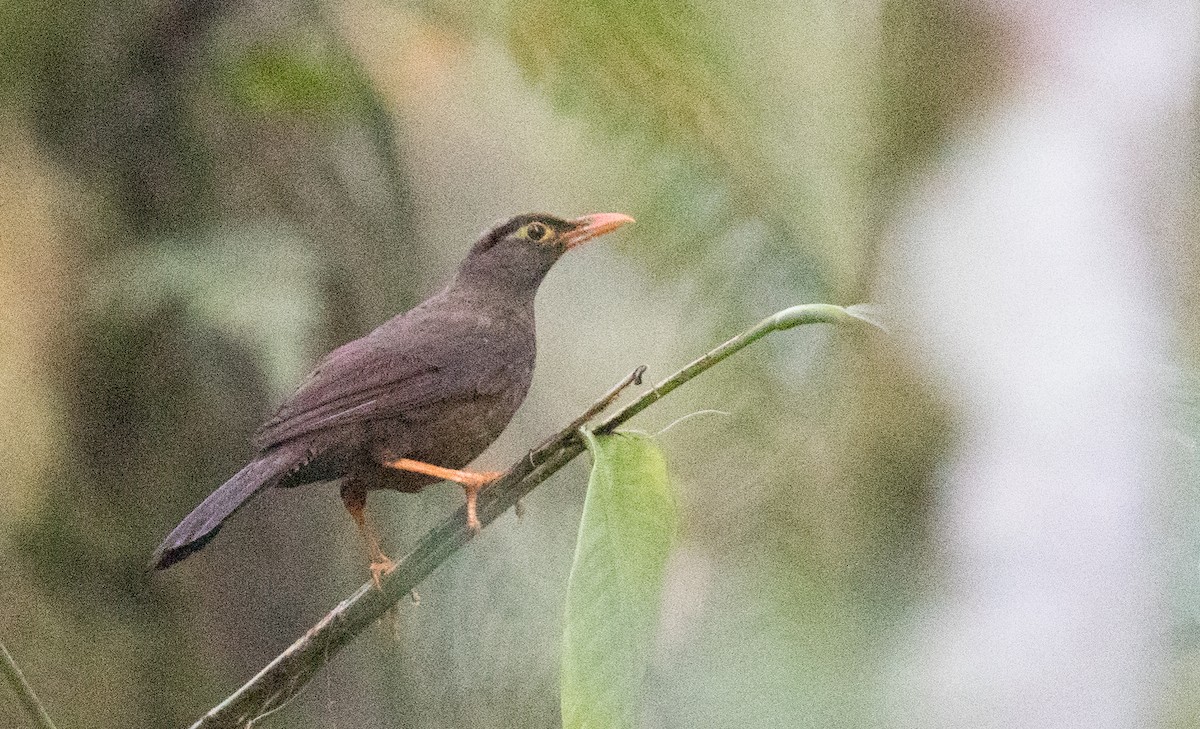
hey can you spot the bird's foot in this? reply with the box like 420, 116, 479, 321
384, 459, 505, 533
343, 485, 396, 589
462, 471, 502, 533
370, 555, 396, 589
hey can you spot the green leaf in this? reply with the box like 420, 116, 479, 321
562, 431, 679, 729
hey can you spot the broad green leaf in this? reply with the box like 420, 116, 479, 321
561, 431, 678, 729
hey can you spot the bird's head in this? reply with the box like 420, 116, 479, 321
454, 212, 635, 294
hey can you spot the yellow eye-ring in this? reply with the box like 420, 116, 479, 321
516, 221, 550, 242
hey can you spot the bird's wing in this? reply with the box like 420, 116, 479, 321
254, 307, 497, 450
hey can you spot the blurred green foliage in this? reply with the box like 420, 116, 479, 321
6, 0, 856, 719
0, 0, 80, 100
873, 0, 999, 213
84, 229, 328, 393
506, 0, 749, 166
222, 41, 372, 119
498, 0, 897, 306
6, 0, 1183, 728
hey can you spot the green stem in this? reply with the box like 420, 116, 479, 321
1, 642, 59, 729
594, 304, 864, 433
188, 303, 870, 729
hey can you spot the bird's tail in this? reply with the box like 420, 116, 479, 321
150, 444, 305, 570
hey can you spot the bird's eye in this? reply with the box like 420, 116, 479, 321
517, 222, 550, 242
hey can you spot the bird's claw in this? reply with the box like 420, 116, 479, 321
370, 557, 396, 589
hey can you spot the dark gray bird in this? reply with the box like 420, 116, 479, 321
150, 212, 634, 583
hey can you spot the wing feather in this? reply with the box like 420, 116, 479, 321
254, 297, 525, 450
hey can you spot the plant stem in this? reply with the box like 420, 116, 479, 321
188, 303, 869, 729
1, 642, 59, 729
593, 303, 864, 434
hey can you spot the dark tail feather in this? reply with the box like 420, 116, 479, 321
150, 445, 304, 570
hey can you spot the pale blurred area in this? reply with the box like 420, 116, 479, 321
0, 0, 1197, 727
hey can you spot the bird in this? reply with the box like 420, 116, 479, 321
150, 211, 635, 584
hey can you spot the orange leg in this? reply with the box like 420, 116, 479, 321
341, 486, 396, 588
385, 458, 502, 533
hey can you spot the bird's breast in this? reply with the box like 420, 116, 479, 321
368, 326, 535, 474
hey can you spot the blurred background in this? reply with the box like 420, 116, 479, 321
0, 0, 1196, 727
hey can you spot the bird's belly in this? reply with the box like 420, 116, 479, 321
365, 392, 522, 490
